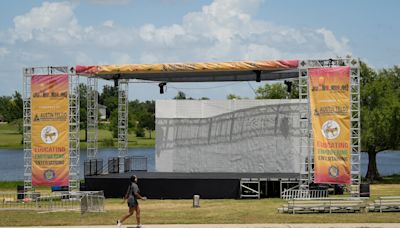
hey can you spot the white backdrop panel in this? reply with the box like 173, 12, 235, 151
156, 100, 306, 173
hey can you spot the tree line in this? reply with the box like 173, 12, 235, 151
79, 84, 155, 140
0, 91, 23, 133
0, 63, 399, 181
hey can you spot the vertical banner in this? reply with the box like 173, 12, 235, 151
309, 67, 351, 184
31, 75, 69, 186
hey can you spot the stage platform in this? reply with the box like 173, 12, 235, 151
84, 172, 299, 199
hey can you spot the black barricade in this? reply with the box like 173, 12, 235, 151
84, 159, 104, 176
123, 156, 147, 172
108, 157, 119, 173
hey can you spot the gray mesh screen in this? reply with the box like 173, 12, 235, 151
156, 100, 307, 173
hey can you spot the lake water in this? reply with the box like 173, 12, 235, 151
0, 148, 399, 181
0, 148, 155, 181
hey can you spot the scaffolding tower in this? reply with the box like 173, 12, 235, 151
298, 61, 312, 190
87, 77, 99, 159
297, 59, 361, 196
23, 68, 33, 192
349, 60, 361, 197
22, 67, 80, 191
118, 79, 129, 173
69, 71, 80, 191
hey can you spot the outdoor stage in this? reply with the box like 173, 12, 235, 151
84, 172, 299, 199
21, 58, 361, 199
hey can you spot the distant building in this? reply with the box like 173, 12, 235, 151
98, 104, 107, 120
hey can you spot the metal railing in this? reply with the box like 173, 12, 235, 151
279, 197, 367, 214
281, 189, 328, 200
369, 196, 400, 213
0, 191, 104, 213
124, 156, 147, 172
81, 191, 105, 213
84, 156, 148, 176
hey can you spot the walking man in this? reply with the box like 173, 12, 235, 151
117, 175, 146, 228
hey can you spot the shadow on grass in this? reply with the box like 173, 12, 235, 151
362, 173, 400, 184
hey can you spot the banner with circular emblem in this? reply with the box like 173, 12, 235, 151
309, 67, 351, 184
31, 74, 69, 187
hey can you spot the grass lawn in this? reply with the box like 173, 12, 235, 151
0, 123, 155, 149
0, 183, 400, 226
0, 123, 22, 148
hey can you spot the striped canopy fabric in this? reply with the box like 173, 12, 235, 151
75, 59, 299, 82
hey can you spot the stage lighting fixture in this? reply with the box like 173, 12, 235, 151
113, 74, 121, 87
159, 82, 167, 94
254, 70, 261, 82
284, 80, 292, 93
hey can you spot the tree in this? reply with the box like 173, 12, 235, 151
78, 84, 88, 141
129, 100, 155, 138
226, 94, 242, 100
360, 62, 400, 181
199, 97, 210, 100
99, 85, 118, 118
288, 80, 299, 99
138, 112, 155, 138
255, 83, 288, 99
174, 91, 187, 100
109, 109, 118, 138
11, 91, 23, 120
127, 100, 156, 138
0, 96, 12, 122
0, 91, 23, 122
255, 80, 299, 99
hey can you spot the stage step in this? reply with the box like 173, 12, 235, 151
240, 178, 260, 199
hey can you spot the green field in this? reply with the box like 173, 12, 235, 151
0, 123, 22, 148
0, 184, 400, 226
0, 123, 155, 149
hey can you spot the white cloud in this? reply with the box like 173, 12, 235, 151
88, 0, 132, 5
317, 28, 350, 56
0, 0, 353, 99
103, 20, 114, 28
130, 0, 351, 61
4, 0, 351, 61
75, 51, 94, 64
139, 24, 185, 46
111, 52, 133, 64
19, 51, 46, 62
0, 47, 9, 58
11, 2, 80, 44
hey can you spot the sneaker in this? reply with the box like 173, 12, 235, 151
136, 225, 142, 228
116, 220, 122, 228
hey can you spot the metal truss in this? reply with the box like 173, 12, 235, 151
299, 59, 361, 194
118, 79, 129, 173
23, 68, 33, 192
87, 77, 98, 159
23, 66, 78, 191
297, 59, 361, 195
69, 73, 80, 191
349, 60, 361, 197
298, 63, 313, 190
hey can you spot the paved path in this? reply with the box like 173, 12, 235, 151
9, 224, 400, 228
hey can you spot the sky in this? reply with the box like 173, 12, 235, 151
0, 0, 399, 100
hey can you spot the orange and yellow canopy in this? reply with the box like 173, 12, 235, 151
76, 59, 298, 82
